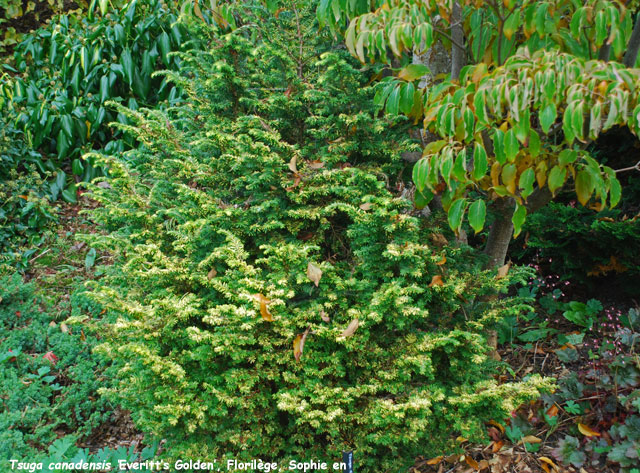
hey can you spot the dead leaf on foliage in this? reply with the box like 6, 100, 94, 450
293, 327, 310, 362
207, 268, 217, 280
307, 262, 322, 287
308, 160, 325, 169
429, 275, 444, 287
578, 423, 601, 437
425, 456, 443, 465
430, 232, 448, 247
546, 404, 559, 418
436, 254, 447, 265
320, 309, 330, 322
340, 318, 359, 337
60, 323, 69, 334
254, 294, 274, 322
288, 156, 298, 173
496, 261, 511, 279
487, 427, 502, 441
359, 202, 372, 211
286, 174, 302, 192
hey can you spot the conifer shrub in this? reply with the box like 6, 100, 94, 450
85, 7, 551, 470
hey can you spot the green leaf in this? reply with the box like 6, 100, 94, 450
529, 129, 541, 158
539, 103, 556, 134
468, 200, 486, 234
121, 49, 133, 85
512, 203, 527, 237
60, 115, 74, 139
563, 104, 576, 144
558, 149, 578, 166
572, 102, 584, 141
99, 0, 108, 16
447, 198, 467, 232
519, 168, 535, 199
398, 64, 430, 82
158, 32, 171, 67
609, 177, 622, 207
575, 170, 594, 206
386, 85, 400, 115
504, 129, 519, 162
493, 129, 506, 164
399, 82, 415, 115
548, 165, 567, 194
412, 158, 430, 192
85, 248, 97, 269
414, 188, 434, 210
473, 142, 488, 180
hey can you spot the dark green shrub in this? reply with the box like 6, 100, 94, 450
85, 7, 551, 470
0, 0, 187, 201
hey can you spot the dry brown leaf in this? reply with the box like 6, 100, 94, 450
207, 268, 217, 280
430, 232, 448, 247
60, 323, 69, 334
80, 329, 86, 342
307, 262, 322, 287
286, 174, 302, 192
308, 160, 325, 169
49, 321, 57, 328
520, 435, 541, 444
293, 328, 310, 362
320, 309, 330, 322
496, 261, 511, 279
426, 456, 443, 465
478, 460, 489, 471
578, 423, 601, 437
288, 156, 298, 173
359, 202, 372, 211
254, 294, 274, 322
464, 456, 479, 470
340, 318, 359, 337
429, 275, 444, 287
491, 440, 504, 452
546, 404, 559, 418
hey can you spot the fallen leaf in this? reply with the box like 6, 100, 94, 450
285, 174, 302, 191
43, 351, 59, 365
487, 427, 501, 442
254, 294, 274, 322
492, 440, 504, 452
293, 328, 310, 362
426, 456, 443, 465
436, 255, 447, 265
538, 457, 557, 468
456, 436, 468, 443
429, 275, 444, 287
359, 202, 372, 211
488, 420, 505, 433
340, 318, 359, 337
288, 156, 298, 173
478, 460, 489, 471
496, 261, 511, 279
307, 262, 322, 287
578, 423, 601, 437
464, 455, 479, 470
320, 309, 330, 322
207, 268, 217, 280
49, 321, 57, 328
8, 349, 16, 363
546, 404, 559, 418
430, 232, 448, 247
60, 323, 69, 334
520, 435, 541, 444
540, 463, 550, 473
308, 160, 325, 169
80, 329, 86, 342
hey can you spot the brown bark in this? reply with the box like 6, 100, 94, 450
483, 198, 515, 268
623, 14, 640, 68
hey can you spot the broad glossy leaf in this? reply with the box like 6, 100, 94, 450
473, 142, 488, 180
512, 203, 527, 237
468, 200, 486, 234
504, 129, 519, 162
539, 103, 556, 134
575, 170, 594, 206
447, 198, 467, 232
398, 64, 430, 82
548, 165, 567, 194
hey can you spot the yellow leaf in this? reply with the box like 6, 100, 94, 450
456, 436, 468, 443
254, 294, 274, 322
488, 420, 505, 433
340, 318, 359, 337
426, 456, 443, 465
436, 255, 446, 265
578, 423, 601, 437
538, 456, 557, 467
429, 275, 444, 287
521, 435, 542, 444
307, 262, 322, 287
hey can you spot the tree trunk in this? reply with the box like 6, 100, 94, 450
623, 14, 640, 67
483, 198, 515, 268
